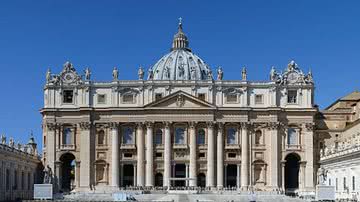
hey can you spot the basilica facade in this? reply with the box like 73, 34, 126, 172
42, 21, 317, 193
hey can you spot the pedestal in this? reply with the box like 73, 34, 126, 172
316, 185, 335, 201
34, 184, 53, 200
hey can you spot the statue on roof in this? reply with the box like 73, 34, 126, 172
9, 137, 14, 147
190, 66, 196, 80
148, 67, 154, 80
112, 67, 119, 81
138, 66, 144, 80
270, 66, 277, 81
63, 61, 75, 72
242, 67, 247, 81
46, 69, 52, 83
84, 67, 91, 81
207, 69, 213, 80
305, 69, 313, 84
217, 66, 223, 80
1, 135, 6, 144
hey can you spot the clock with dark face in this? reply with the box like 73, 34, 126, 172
63, 72, 75, 83
287, 72, 299, 84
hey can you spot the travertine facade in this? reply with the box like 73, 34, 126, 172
0, 135, 41, 201
317, 91, 360, 200
42, 21, 317, 194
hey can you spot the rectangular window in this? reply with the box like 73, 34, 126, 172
122, 127, 134, 144
28, 172, 31, 190
122, 94, 134, 103
228, 153, 236, 158
336, 178, 338, 190
22, 172, 24, 190
14, 170, 17, 190
329, 178, 332, 186
97, 94, 106, 104
63, 127, 72, 145
6, 169, 10, 190
198, 93, 206, 101
198, 152, 205, 158
227, 128, 237, 145
344, 177, 347, 190
175, 127, 185, 145
255, 94, 263, 104
155, 93, 163, 101
226, 94, 238, 103
124, 153, 132, 158
287, 90, 297, 104
155, 129, 163, 145
155, 152, 163, 158
353, 176, 355, 191
63, 90, 74, 103
287, 128, 297, 145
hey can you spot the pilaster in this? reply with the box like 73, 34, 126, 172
189, 121, 197, 187
79, 122, 92, 189
136, 123, 145, 187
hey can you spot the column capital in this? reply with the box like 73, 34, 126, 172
109, 122, 118, 130
79, 122, 92, 130
304, 123, 314, 131
217, 122, 224, 130
240, 122, 250, 129
145, 122, 154, 129
164, 121, 171, 128
136, 122, 144, 129
188, 121, 197, 129
45, 123, 57, 131
207, 121, 215, 128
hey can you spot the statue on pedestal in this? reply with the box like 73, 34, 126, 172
242, 67, 247, 80
84, 67, 91, 81
138, 66, 144, 80
317, 167, 328, 185
1, 135, 5, 144
112, 67, 119, 81
217, 66, 223, 80
43, 165, 53, 184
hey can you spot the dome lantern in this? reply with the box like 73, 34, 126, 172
171, 17, 191, 51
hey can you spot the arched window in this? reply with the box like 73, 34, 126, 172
98, 130, 105, 145
287, 128, 297, 145
175, 127, 185, 145
123, 127, 134, 144
155, 173, 163, 187
197, 129, 205, 145
227, 128, 236, 145
255, 130, 262, 145
155, 129, 162, 145
63, 127, 72, 145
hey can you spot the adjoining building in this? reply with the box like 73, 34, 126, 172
317, 91, 360, 200
0, 134, 42, 201
41, 20, 317, 194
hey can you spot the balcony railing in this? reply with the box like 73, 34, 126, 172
120, 144, 136, 149
60, 144, 76, 150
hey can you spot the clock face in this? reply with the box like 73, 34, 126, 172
63, 72, 75, 83
287, 72, 299, 83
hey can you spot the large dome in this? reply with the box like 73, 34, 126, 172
148, 20, 212, 80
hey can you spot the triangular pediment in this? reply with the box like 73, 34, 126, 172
144, 91, 216, 109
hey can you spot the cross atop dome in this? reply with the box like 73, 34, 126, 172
172, 17, 190, 51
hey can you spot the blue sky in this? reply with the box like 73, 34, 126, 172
0, 1, 359, 148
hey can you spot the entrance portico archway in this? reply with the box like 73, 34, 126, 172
174, 164, 186, 187
285, 153, 300, 192
59, 153, 75, 192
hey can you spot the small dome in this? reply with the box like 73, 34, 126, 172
149, 19, 212, 80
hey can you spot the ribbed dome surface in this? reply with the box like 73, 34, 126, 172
148, 19, 212, 80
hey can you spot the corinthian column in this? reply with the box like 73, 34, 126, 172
217, 123, 224, 188
79, 122, 92, 188
110, 122, 119, 187
163, 122, 171, 187
189, 122, 197, 187
207, 122, 215, 188
240, 122, 249, 189
269, 122, 279, 189
136, 123, 145, 187
145, 122, 154, 187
